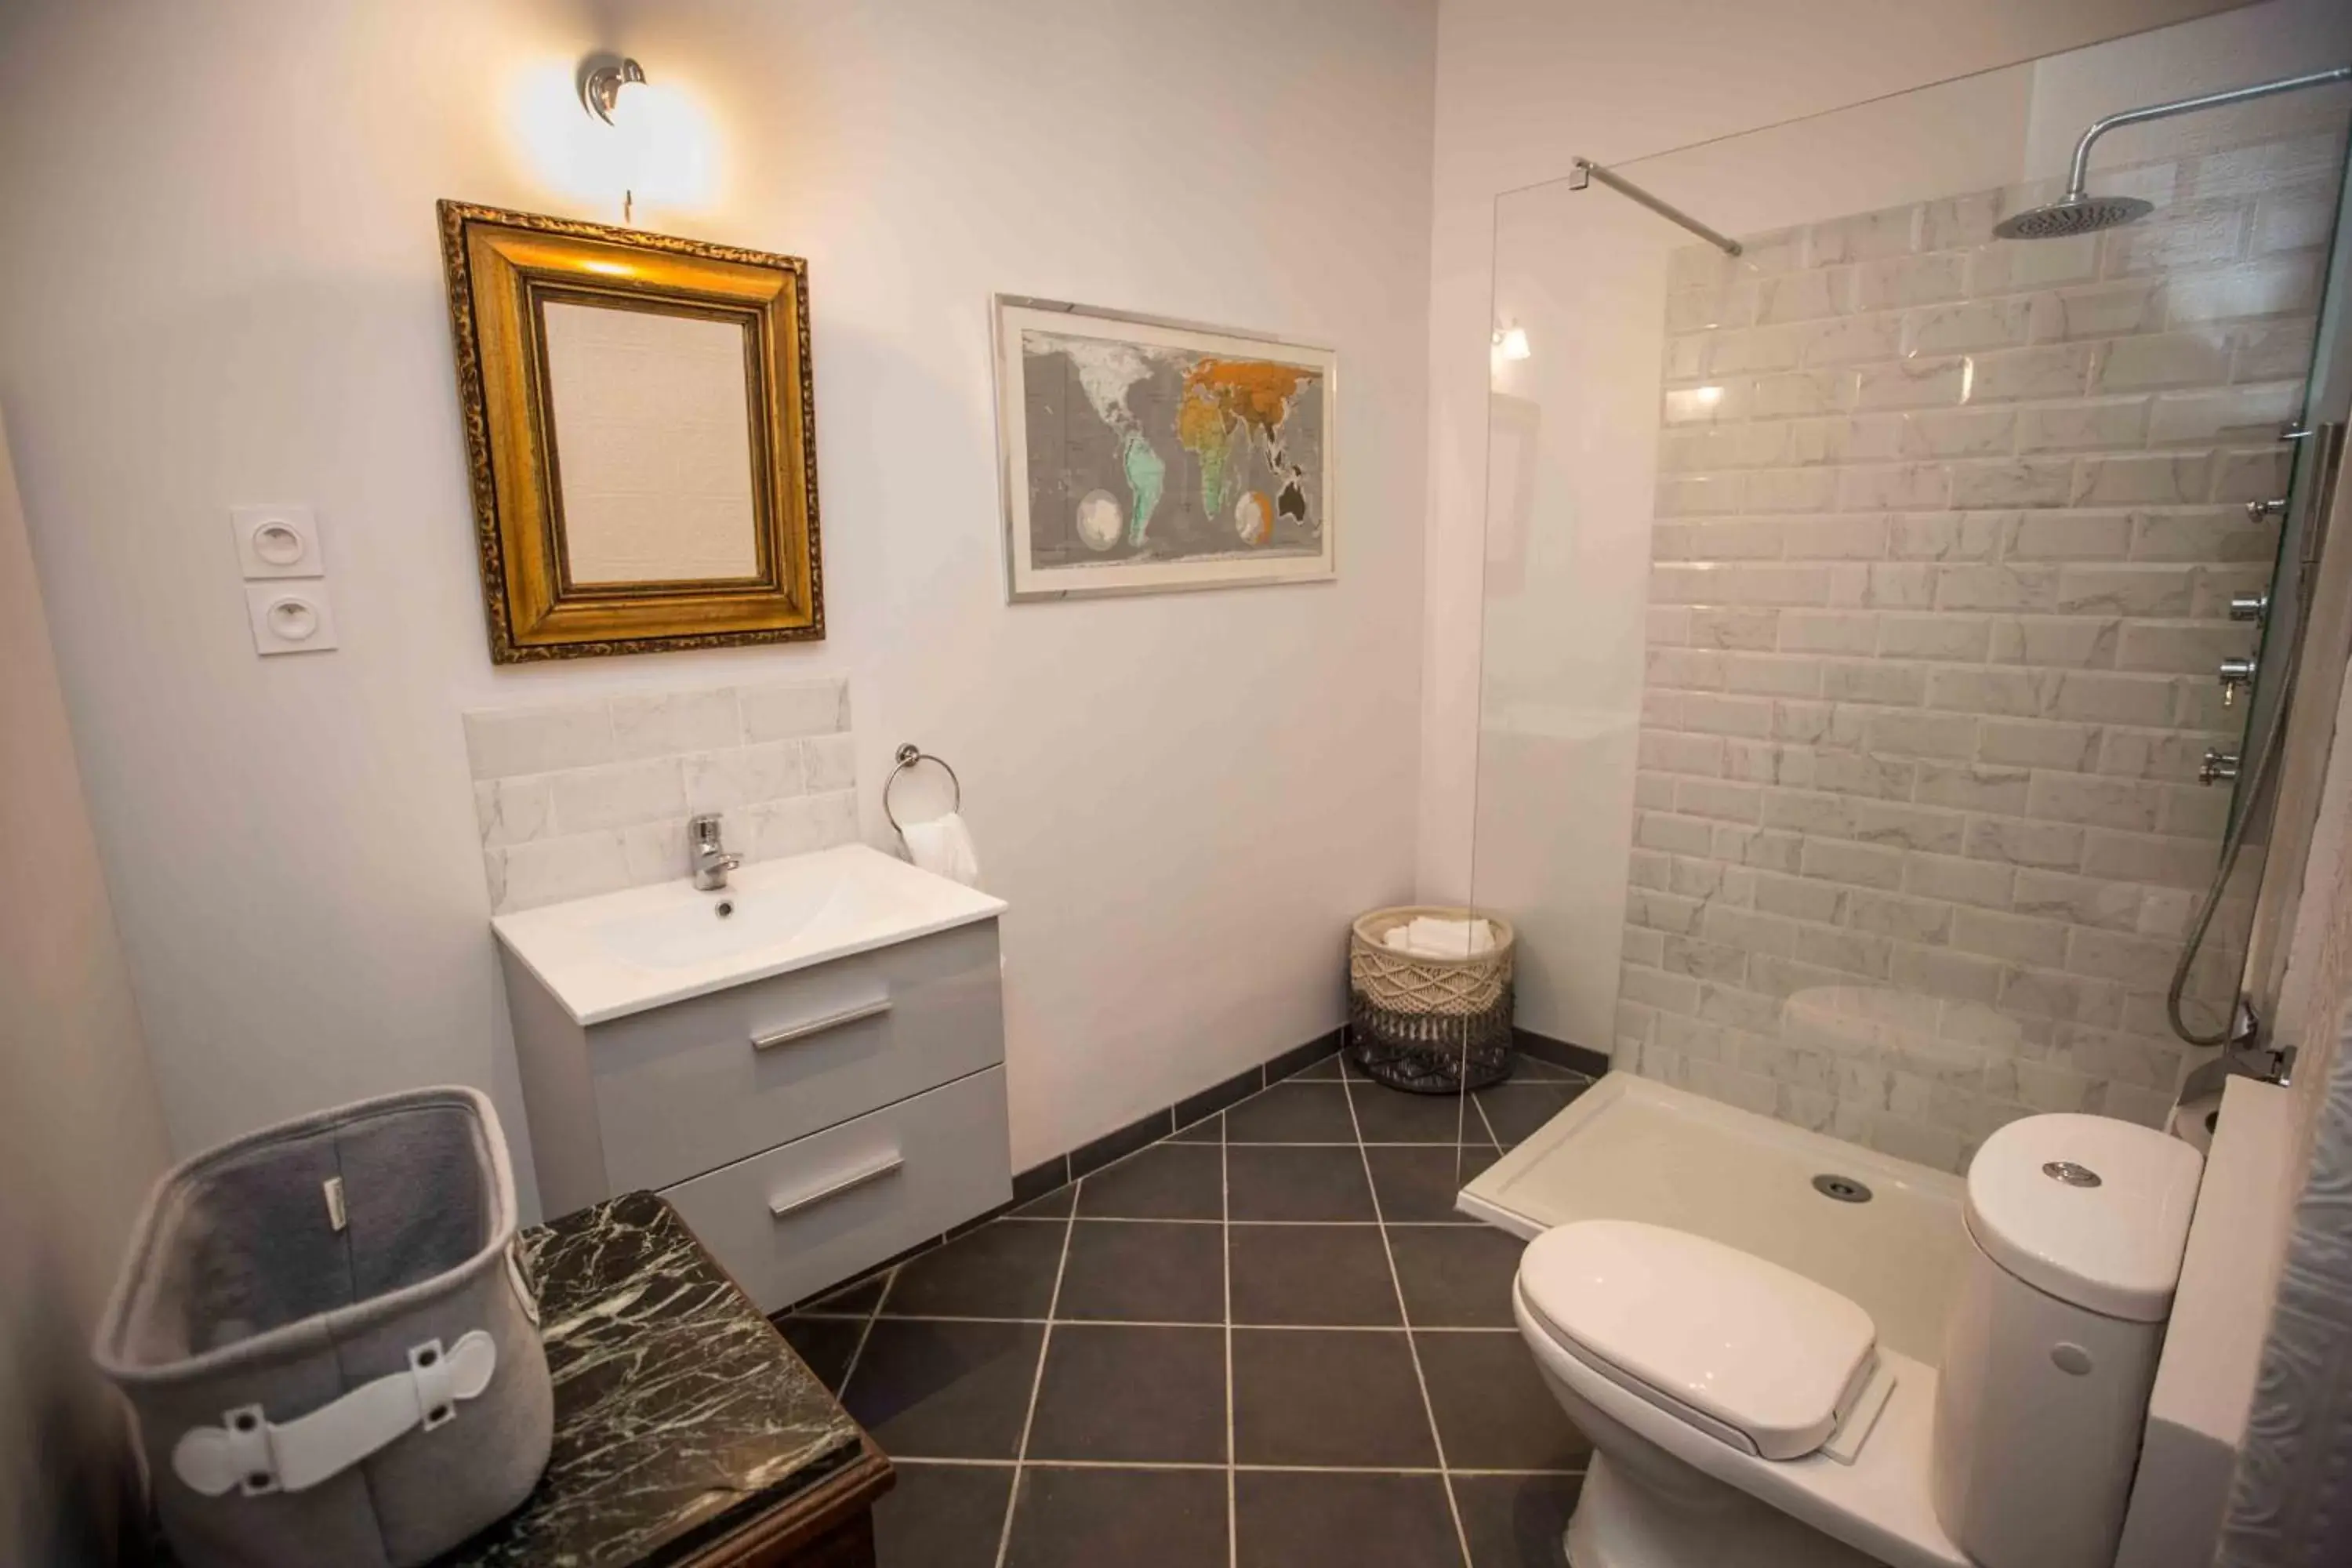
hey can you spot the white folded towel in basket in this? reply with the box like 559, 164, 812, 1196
1385, 916, 1496, 960
902, 811, 982, 888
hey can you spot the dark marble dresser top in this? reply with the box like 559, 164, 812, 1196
439, 1192, 864, 1567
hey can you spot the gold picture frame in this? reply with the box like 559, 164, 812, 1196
437, 201, 824, 662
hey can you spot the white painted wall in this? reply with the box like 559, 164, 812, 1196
0, 0, 1435, 1196
1419, 0, 2261, 916
0, 412, 171, 1562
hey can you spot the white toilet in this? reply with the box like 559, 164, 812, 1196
1513, 1112, 2204, 1568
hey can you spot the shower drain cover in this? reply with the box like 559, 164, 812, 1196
1812, 1174, 1874, 1204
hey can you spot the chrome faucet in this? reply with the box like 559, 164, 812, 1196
689, 814, 742, 891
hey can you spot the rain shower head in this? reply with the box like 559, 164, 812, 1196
1996, 65, 2350, 244
1993, 193, 2154, 241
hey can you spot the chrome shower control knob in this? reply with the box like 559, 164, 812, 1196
2229, 594, 2270, 623
2200, 750, 2241, 785
2218, 656, 2256, 706
2246, 498, 2288, 521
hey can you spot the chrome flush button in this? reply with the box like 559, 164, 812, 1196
2042, 1160, 2102, 1188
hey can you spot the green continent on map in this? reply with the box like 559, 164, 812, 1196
1121, 432, 1166, 546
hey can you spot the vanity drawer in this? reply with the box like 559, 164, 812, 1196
662, 1065, 1011, 1313
590, 920, 1003, 1193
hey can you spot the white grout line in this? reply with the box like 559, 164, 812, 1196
894, 1455, 1588, 1476
991, 1172, 1079, 1568
829, 1263, 895, 1403
816, 1312, 1523, 1331
1472, 1093, 1507, 1152
1340, 1062, 1475, 1568
1221, 1079, 1238, 1568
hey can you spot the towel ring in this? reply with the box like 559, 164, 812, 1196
883, 743, 962, 842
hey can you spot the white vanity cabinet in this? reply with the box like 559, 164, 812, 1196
494, 844, 1011, 1312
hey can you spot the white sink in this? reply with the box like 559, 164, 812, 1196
492, 843, 1007, 1024
592, 877, 844, 970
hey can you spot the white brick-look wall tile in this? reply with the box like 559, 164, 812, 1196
463, 678, 855, 914
1621, 129, 2345, 1171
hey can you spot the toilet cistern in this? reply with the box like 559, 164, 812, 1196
690, 814, 742, 891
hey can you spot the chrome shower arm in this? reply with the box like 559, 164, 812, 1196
2064, 66, 2352, 201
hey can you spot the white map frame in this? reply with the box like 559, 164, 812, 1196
991, 295, 1338, 601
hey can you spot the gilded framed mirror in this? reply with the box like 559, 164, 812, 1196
437, 201, 823, 662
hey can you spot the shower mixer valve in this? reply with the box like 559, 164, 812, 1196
2200, 750, 2241, 786
2217, 657, 2257, 706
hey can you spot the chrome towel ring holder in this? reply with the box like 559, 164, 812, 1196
883, 743, 962, 845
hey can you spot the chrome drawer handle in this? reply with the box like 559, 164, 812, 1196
750, 997, 891, 1051
767, 1153, 906, 1220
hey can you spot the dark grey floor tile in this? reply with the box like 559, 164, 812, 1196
1452, 1472, 1581, 1568
1013, 1184, 1076, 1218
1057, 1220, 1224, 1323
1416, 1332, 1592, 1471
1389, 1225, 1526, 1328
1225, 1145, 1375, 1221
1005, 1467, 1229, 1568
1228, 1223, 1398, 1327
881, 1218, 1067, 1319
804, 1272, 889, 1315
1234, 1470, 1461, 1568
842, 1319, 1044, 1459
1289, 1051, 1346, 1080
1231, 1328, 1438, 1468
1508, 1055, 1583, 1083
874, 1461, 1015, 1568
1367, 1145, 1497, 1225
1024, 1324, 1227, 1464
1076, 1142, 1224, 1220
1168, 1112, 1224, 1144
1475, 1083, 1589, 1145
775, 1314, 866, 1393
1349, 1082, 1494, 1145
1224, 1080, 1359, 1144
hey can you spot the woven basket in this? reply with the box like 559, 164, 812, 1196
1347, 906, 1516, 1094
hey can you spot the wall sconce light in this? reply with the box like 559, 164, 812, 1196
511, 54, 716, 228
1491, 325, 1532, 361
580, 57, 646, 125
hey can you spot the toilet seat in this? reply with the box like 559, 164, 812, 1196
1519, 1220, 1880, 1461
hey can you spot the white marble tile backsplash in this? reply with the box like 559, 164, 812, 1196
464, 678, 855, 914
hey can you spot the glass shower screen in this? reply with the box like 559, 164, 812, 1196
1468, 28, 2352, 1172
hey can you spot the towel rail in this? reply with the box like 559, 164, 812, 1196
883, 742, 963, 845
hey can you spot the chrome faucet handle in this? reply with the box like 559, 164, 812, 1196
2217, 656, 2257, 707
688, 814, 741, 889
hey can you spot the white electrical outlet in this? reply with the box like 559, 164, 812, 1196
245, 583, 339, 655
230, 504, 323, 579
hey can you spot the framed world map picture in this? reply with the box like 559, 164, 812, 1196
993, 296, 1337, 601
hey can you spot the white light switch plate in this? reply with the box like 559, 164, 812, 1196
245, 583, 339, 655
230, 504, 324, 579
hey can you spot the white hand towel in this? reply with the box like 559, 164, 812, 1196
902, 811, 982, 888
1400, 916, 1495, 959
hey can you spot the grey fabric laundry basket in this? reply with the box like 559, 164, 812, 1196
93, 1086, 553, 1568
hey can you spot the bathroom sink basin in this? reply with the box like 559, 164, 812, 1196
592, 879, 843, 970
492, 843, 1007, 1025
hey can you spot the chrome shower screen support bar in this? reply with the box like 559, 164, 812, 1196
1569, 158, 1744, 256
